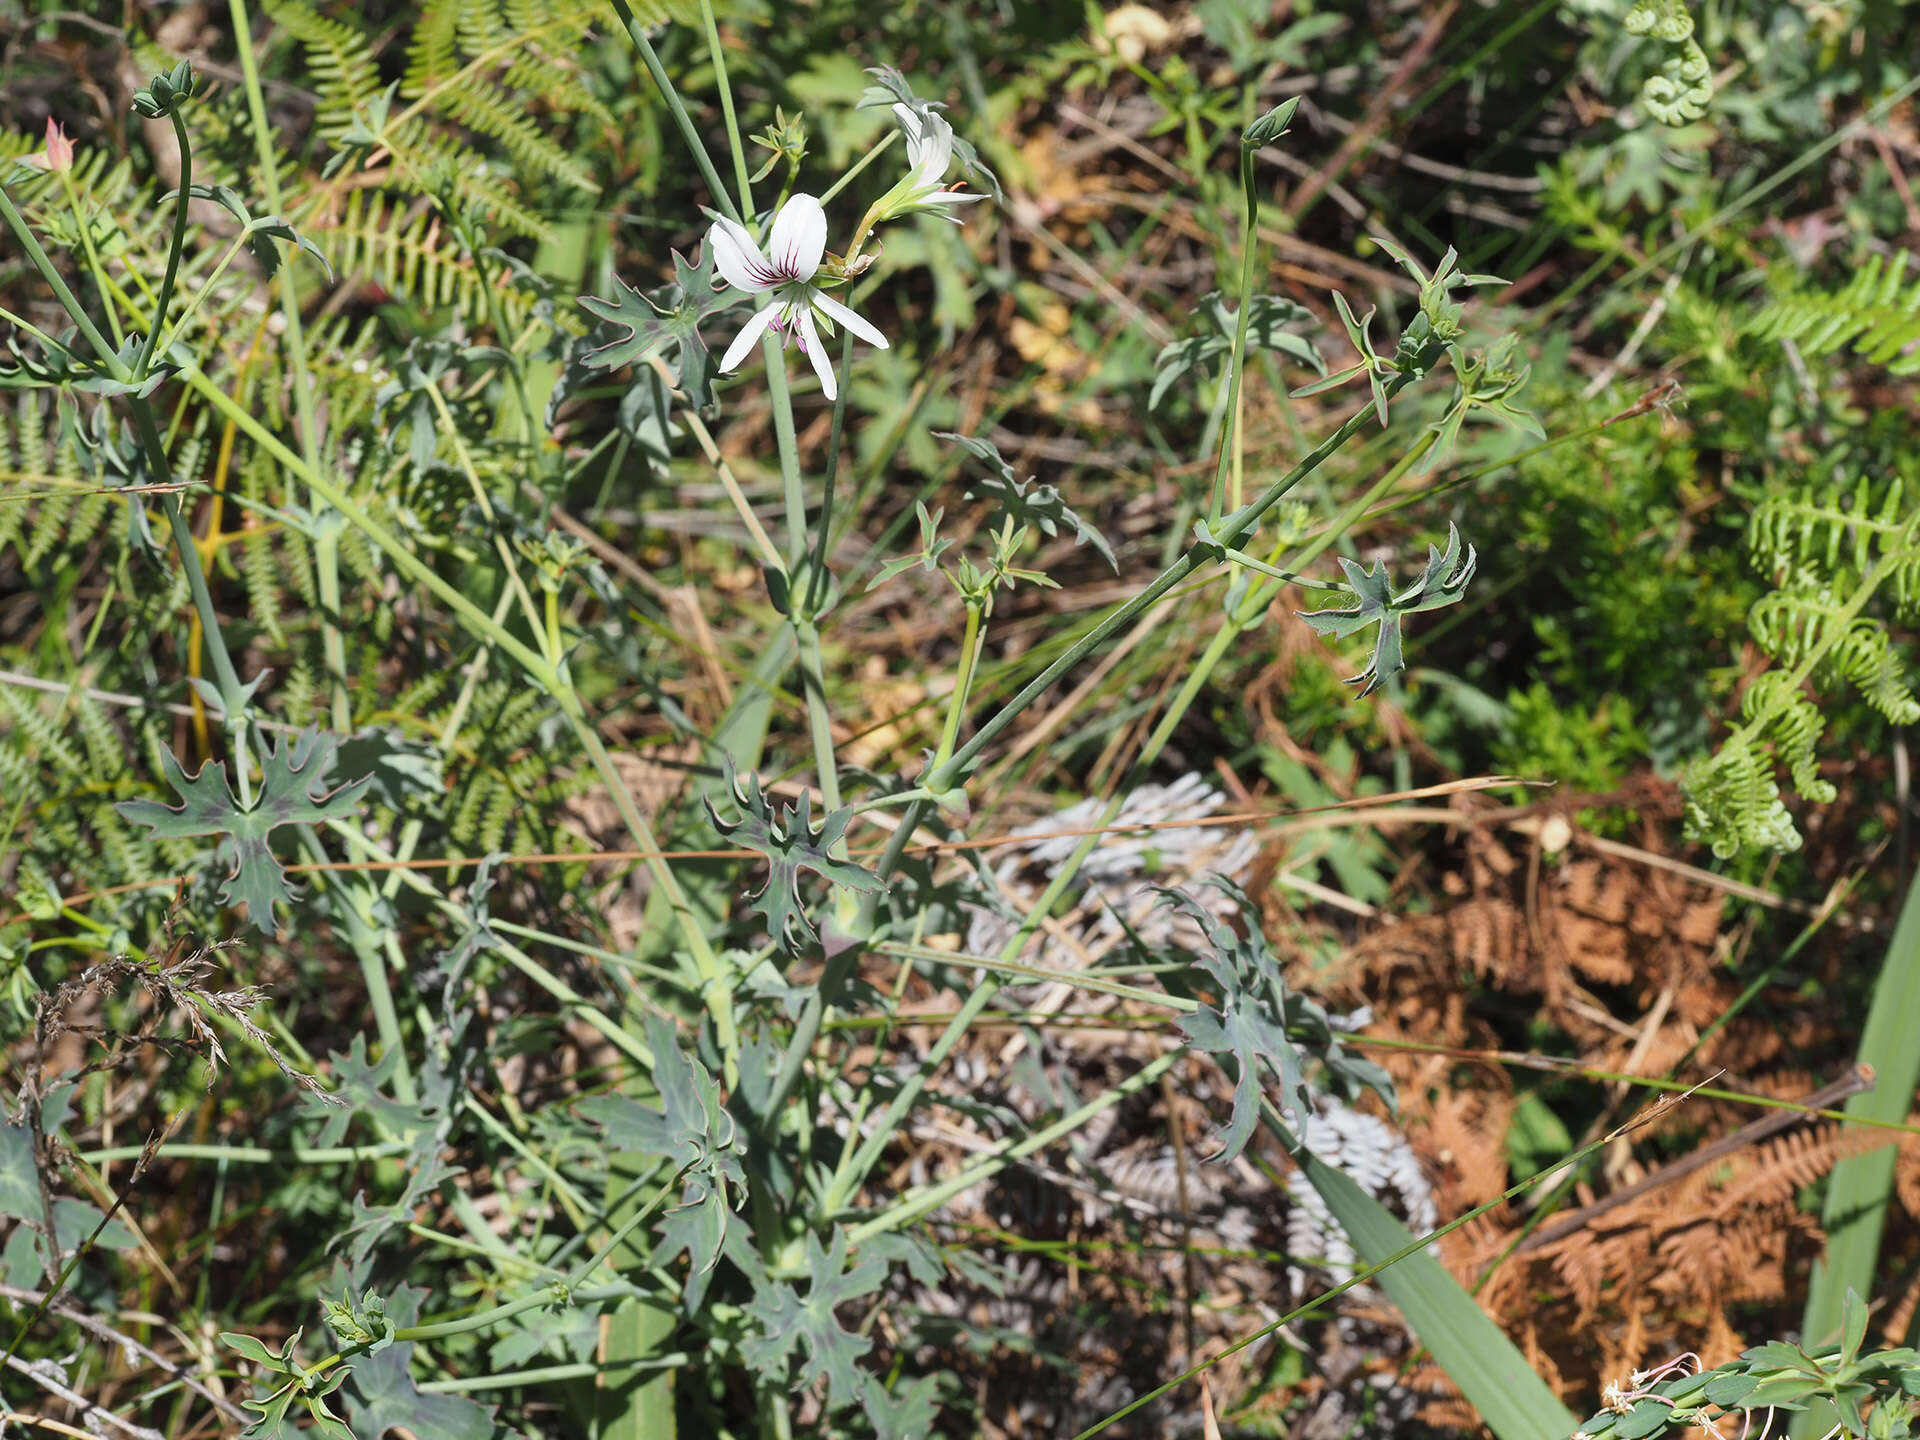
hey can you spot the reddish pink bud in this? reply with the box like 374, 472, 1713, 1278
27, 119, 75, 173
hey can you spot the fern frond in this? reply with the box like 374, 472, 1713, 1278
1825, 621, 1920, 724
1682, 734, 1800, 857
322, 190, 545, 324
432, 77, 598, 193
1748, 475, 1909, 580
397, 0, 608, 194
0, 685, 88, 777
264, 0, 383, 142
1740, 672, 1835, 803
1749, 589, 1920, 723
241, 444, 289, 649
1748, 252, 1920, 376
1748, 584, 1849, 667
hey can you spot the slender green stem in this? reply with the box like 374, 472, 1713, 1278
1210, 142, 1262, 522
848, 787, 933, 814
558, 708, 739, 1068
56, 170, 124, 347
847, 1048, 1183, 1242
393, 1282, 639, 1344
182, 372, 558, 683
229, 0, 352, 731
448, 204, 539, 452
152, 231, 249, 356
297, 831, 416, 1102
1213, 547, 1349, 590
418, 1357, 689, 1393
0, 303, 64, 352
762, 346, 809, 569
808, 330, 856, 609
80, 1140, 409, 1165
699, 0, 753, 216
135, 113, 194, 378
793, 620, 841, 811
823, 130, 899, 210
424, 383, 547, 641
932, 602, 983, 770
1361, 403, 1653, 525
608, 0, 741, 223
0, 180, 120, 367
663, 359, 786, 571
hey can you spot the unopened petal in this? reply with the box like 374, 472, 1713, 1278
916, 111, 956, 181
720, 302, 782, 373
892, 102, 928, 169
812, 290, 889, 351
768, 194, 827, 281
709, 218, 771, 293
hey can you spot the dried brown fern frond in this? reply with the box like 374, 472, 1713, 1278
1422, 1083, 1515, 1211
1709, 1122, 1893, 1213
1477, 1115, 1883, 1390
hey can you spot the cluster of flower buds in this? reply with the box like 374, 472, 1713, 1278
132, 60, 198, 120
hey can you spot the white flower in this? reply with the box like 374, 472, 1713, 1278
707, 193, 886, 401
875, 104, 987, 223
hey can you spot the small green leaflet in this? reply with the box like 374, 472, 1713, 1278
1296, 523, 1477, 697
704, 762, 882, 953
578, 245, 735, 409
117, 728, 372, 934
342, 1286, 495, 1440
935, 430, 1117, 572
173, 183, 332, 280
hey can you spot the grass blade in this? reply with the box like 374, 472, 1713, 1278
1301, 1152, 1578, 1440
1800, 864, 1920, 1382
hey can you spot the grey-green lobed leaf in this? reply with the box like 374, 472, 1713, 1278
741, 1229, 889, 1409
342, 1286, 495, 1440
1157, 877, 1396, 1160
116, 727, 373, 934
1296, 522, 1477, 697
704, 762, 883, 953
1149, 291, 1324, 410
578, 244, 736, 409
936, 429, 1117, 572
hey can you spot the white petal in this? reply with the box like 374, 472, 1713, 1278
892, 103, 928, 168
720, 302, 782, 373
795, 308, 836, 400
812, 290, 888, 351
768, 194, 827, 281
918, 112, 955, 179
708, 218, 770, 293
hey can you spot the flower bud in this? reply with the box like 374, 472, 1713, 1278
1243, 97, 1301, 149
24, 118, 74, 173
132, 59, 199, 119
